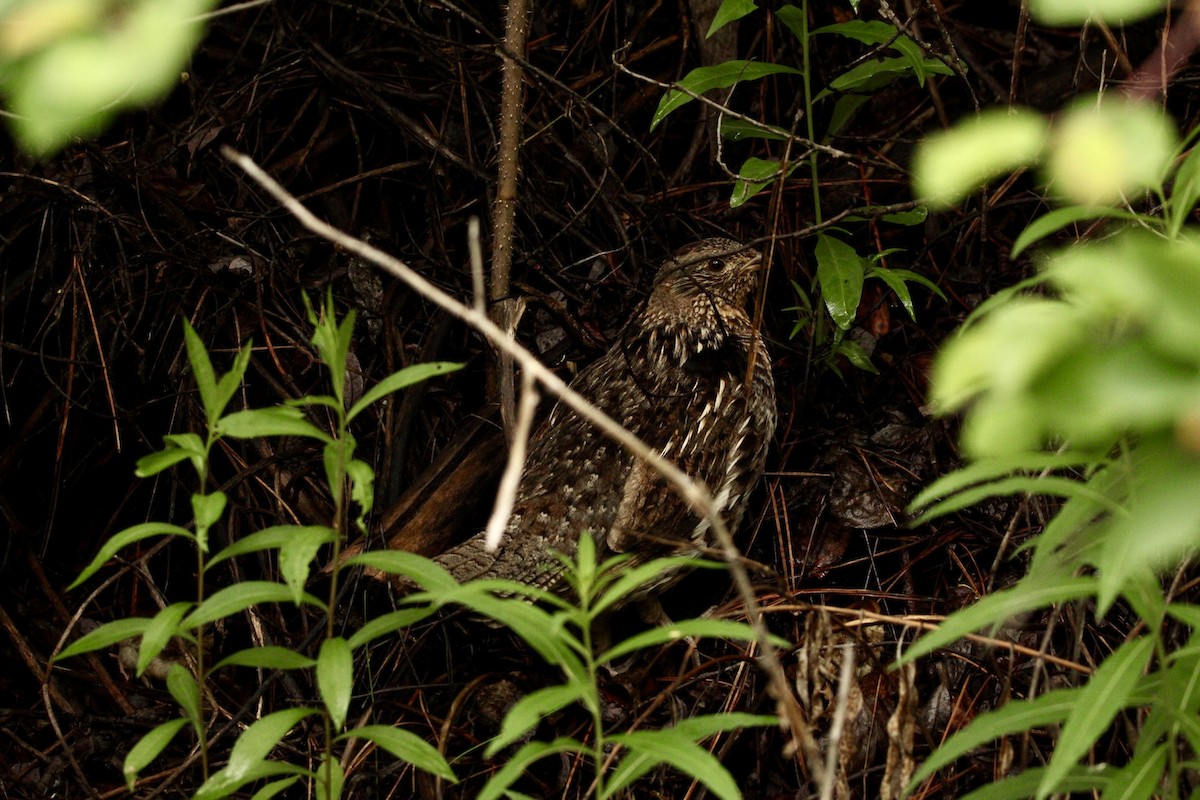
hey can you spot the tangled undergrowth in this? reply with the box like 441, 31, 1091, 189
4, 1, 1200, 797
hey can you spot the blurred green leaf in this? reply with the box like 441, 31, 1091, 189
1029, 0, 1166, 26
914, 108, 1047, 207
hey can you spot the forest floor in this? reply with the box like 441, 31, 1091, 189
1, 1, 1193, 797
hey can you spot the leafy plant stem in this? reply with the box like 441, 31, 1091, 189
799, 0, 821, 226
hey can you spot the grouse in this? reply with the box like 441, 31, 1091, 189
434, 238, 776, 600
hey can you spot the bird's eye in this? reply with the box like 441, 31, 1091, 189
707, 258, 726, 271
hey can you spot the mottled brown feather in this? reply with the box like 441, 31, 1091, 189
431, 238, 777, 600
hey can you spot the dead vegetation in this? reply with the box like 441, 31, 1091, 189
1, 1, 1193, 797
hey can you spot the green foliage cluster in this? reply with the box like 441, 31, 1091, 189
906, 0, 1200, 797
56, 298, 778, 799
0, 0, 218, 155
653, 0, 947, 373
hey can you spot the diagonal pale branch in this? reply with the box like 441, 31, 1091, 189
221, 146, 818, 770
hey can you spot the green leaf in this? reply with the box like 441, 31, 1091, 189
1046, 96, 1178, 206
706, 0, 757, 38
345, 361, 463, 422
822, 55, 953, 97
651, 61, 801, 129
814, 20, 933, 84
815, 234, 867, 330
730, 156, 801, 207
1011, 205, 1141, 258
1169, 142, 1200, 235
3, 0, 218, 156
318, 637, 354, 731
835, 338, 879, 374
867, 266, 946, 321
909, 475, 1115, 528
124, 718, 190, 789
898, 575, 1098, 664
338, 725, 457, 781
192, 490, 227, 550
315, 754, 344, 800
915, 108, 1048, 208
346, 458, 375, 533
211, 646, 317, 673
908, 687, 1083, 789
593, 556, 712, 616
217, 406, 331, 442
135, 444, 196, 478
208, 525, 337, 570
184, 581, 326, 629
167, 662, 203, 735
607, 729, 739, 800
1100, 741, 1168, 800
346, 606, 440, 649
137, 602, 193, 678
477, 738, 586, 800
1029, 0, 1167, 26
1037, 636, 1154, 798
826, 93, 874, 138
952, 766, 1111, 800
600, 618, 789, 664
183, 318, 219, 425
345, 551, 460, 594
719, 117, 790, 141
249, 777, 301, 800
487, 684, 584, 756
218, 708, 318, 786
68, 521, 194, 589
57, 617, 150, 661
195, 762, 309, 800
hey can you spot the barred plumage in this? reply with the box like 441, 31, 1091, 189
434, 238, 776, 599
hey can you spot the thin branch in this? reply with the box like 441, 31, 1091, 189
222, 146, 814, 764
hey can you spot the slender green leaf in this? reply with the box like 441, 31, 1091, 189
730, 156, 800, 207
651, 62, 801, 129
68, 522, 194, 589
137, 602, 193, 678
592, 555, 704, 616
487, 684, 584, 756
195, 761, 309, 800
124, 718, 190, 789
184, 581, 326, 629
57, 617, 150, 661
211, 646, 317, 673
1100, 741, 1167, 800
167, 662, 203, 735
338, 725, 457, 781
909, 687, 1083, 788
183, 318, 219, 424
477, 737, 586, 800
952, 766, 1111, 800
347, 362, 463, 422
208, 526, 337, 569
899, 575, 1098, 664
706, 0, 757, 37
318, 637, 353, 730
909, 452, 1100, 512
347, 606, 440, 649
135, 445, 196, 478
249, 777, 301, 800
218, 407, 331, 442
910, 474, 1116, 527
719, 118, 789, 141
1038, 636, 1154, 799
835, 338, 879, 374
600, 619, 789, 664
225, 708, 318, 782
607, 729, 739, 800
1011, 205, 1141, 258
346, 551, 459, 594
315, 754, 344, 800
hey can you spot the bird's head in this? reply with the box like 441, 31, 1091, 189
650, 237, 764, 312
